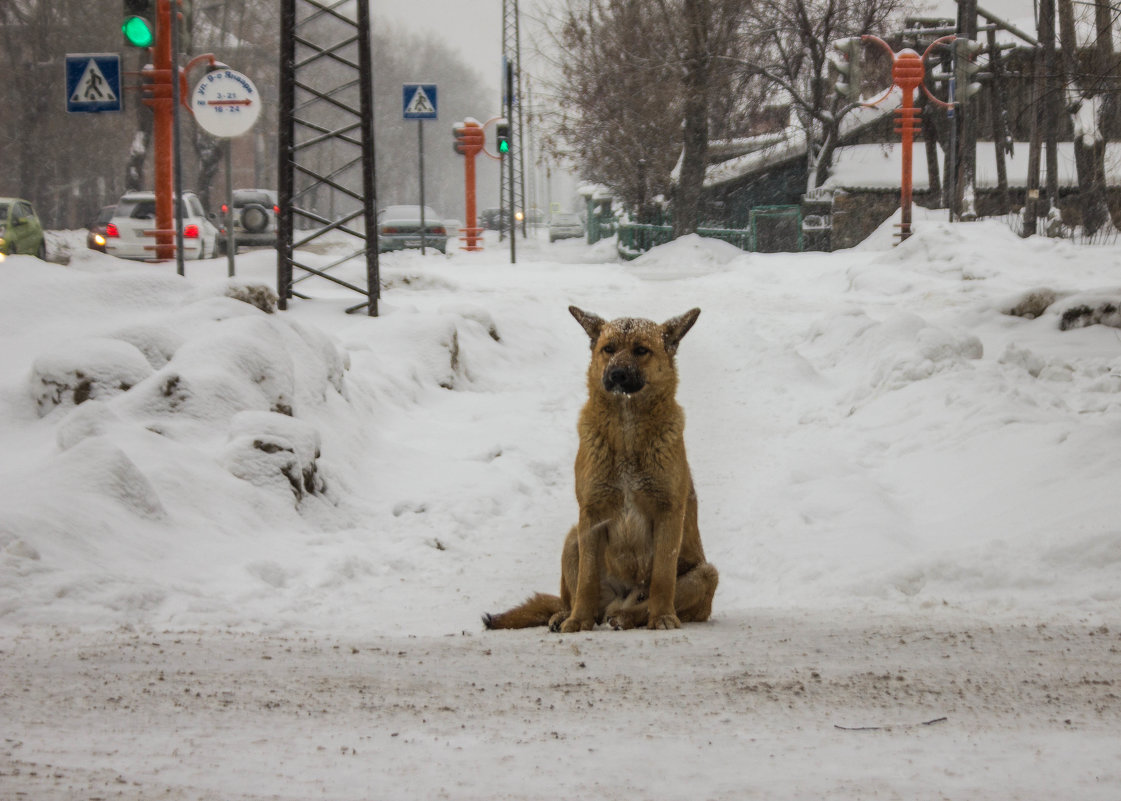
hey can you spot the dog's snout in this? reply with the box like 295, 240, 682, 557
603, 364, 645, 395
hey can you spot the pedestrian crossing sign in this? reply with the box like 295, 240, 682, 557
403, 84, 438, 119
66, 54, 122, 114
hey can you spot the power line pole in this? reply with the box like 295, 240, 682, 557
500, 0, 527, 246
277, 0, 380, 315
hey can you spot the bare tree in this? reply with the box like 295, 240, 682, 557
669, 0, 750, 235
536, 0, 749, 234
732, 0, 904, 192
537, 1, 682, 212
0, 1, 136, 227
1056, 0, 1114, 235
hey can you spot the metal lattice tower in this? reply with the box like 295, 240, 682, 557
278, 0, 380, 315
500, 0, 527, 239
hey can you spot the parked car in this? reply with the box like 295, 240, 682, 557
104, 191, 220, 260
548, 212, 585, 243
376, 205, 449, 253
86, 205, 117, 252
479, 207, 509, 232
220, 188, 278, 249
0, 197, 46, 261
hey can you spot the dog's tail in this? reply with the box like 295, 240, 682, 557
483, 592, 564, 630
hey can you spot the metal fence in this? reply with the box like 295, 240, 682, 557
586, 212, 617, 245
750, 205, 803, 253
615, 205, 803, 260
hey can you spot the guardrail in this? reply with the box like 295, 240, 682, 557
616, 205, 805, 260
617, 223, 756, 259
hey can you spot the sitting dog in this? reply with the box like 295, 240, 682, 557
484, 306, 718, 631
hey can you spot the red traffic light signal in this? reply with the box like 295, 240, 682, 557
453, 121, 485, 156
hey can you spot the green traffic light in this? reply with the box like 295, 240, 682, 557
498, 140, 509, 154
122, 15, 154, 47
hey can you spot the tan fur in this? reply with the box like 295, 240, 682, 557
484, 306, 718, 632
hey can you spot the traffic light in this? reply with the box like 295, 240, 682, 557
453, 122, 484, 156
953, 37, 984, 105
122, 0, 155, 47
832, 37, 863, 102
495, 119, 510, 156
177, 0, 194, 54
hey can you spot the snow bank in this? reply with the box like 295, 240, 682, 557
2, 221, 1121, 633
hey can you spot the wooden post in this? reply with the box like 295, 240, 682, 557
1023, 41, 1044, 236
1041, 0, 1059, 211
957, 0, 978, 220
986, 28, 1011, 214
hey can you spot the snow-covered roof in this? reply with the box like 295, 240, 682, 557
912, 0, 1115, 49
698, 97, 899, 189
577, 183, 613, 201
824, 141, 1121, 191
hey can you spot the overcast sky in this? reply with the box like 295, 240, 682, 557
372, 0, 513, 93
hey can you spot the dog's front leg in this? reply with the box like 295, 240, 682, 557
647, 512, 685, 630
559, 515, 606, 632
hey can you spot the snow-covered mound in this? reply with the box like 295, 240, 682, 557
2, 218, 1121, 633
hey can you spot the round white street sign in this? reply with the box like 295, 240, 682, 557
191, 68, 261, 138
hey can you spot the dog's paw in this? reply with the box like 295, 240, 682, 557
558, 616, 595, 633
648, 613, 681, 631
606, 611, 639, 630
548, 611, 569, 632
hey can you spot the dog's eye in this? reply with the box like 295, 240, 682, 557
602, 344, 617, 355
633, 346, 650, 356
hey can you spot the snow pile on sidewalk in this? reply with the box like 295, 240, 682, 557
1, 215, 1120, 634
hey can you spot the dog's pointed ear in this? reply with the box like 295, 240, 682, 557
569, 306, 606, 345
662, 308, 701, 355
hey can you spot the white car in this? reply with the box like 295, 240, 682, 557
548, 212, 584, 243
104, 191, 220, 260
376, 205, 449, 254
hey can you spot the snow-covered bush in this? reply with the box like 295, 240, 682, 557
30, 338, 154, 417
223, 410, 325, 502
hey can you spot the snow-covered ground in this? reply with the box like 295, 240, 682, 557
2, 215, 1119, 799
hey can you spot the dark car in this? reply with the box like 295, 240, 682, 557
220, 189, 279, 249
480, 207, 509, 232
86, 205, 117, 252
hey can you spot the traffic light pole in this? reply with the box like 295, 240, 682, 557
418, 121, 426, 255
453, 120, 484, 251
464, 141, 479, 251
855, 35, 954, 243
170, 0, 185, 275
146, 0, 175, 262
948, 71, 957, 223
505, 63, 515, 265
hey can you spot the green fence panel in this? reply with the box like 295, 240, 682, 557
615, 205, 803, 259
750, 205, 803, 253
